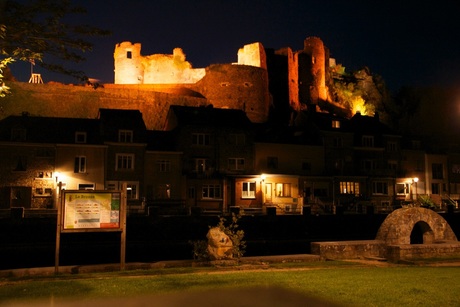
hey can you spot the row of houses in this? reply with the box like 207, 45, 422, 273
0, 105, 459, 216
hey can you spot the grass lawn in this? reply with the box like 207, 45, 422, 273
1, 261, 460, 306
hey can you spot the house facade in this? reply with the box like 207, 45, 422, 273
0, 106, 458, 215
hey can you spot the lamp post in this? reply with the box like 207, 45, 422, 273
413, 177, 419, 203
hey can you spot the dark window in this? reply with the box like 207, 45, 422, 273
267, 157, 278, 169
127, 51, 132, 59
432, 163, 443, 179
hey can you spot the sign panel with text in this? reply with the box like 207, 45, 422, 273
62, 191, 121, 231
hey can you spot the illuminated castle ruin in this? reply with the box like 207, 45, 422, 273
3, 37, 341, 128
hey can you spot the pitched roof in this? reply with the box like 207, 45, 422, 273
164, 105, 253, 130
0, 115, 102, 144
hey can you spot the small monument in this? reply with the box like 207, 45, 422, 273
311, 207, 460, 262
207, 227, 234, 260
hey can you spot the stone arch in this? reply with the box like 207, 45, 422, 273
410, 221, 434, 244
376, 207, 457, 245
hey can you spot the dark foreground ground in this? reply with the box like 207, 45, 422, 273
1, 212, 459, 270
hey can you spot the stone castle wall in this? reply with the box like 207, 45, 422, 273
195, 64, 270, 124
1, 82, 209, 130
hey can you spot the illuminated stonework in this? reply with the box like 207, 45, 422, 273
114, 41, 266, 85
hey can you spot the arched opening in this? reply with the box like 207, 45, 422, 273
410, 221, 434, 244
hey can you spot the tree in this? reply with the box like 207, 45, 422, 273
0, 0, 110, 87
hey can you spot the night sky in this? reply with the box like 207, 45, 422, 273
10, 0, 460, 92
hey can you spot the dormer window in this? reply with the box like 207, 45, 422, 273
118, 130, 133, 143
332, 120, 340, 128
75, 131, 87, 143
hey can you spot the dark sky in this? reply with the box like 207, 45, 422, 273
10, 0, 460, 91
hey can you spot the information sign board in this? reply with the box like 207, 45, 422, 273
62, 191, 121, 231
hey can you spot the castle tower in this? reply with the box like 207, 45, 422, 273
114, 42, 144, 84
237, 42, 267, 69
302, 37, 328, 104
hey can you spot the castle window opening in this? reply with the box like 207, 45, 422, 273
243, 82, 252, 87
127, 51, 132, 59
220, 82, 230, 87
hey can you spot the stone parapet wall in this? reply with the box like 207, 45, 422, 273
386, 242, 460, 262
311, 240, 386, 260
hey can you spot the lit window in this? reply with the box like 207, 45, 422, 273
74, 156, 86, 173
275, 183, 291, 197
157, 160, 171, 172
228, 158, 245, 170
396, 183, 408, 195
126, 182, 138, 199
116, 154, 134, 170
242, 182, 256, 198
75, 132, 87, 143
78, 183, 94, 190
192, 133, 210, 146
118, 130, 133, 143
157, 184, 171, 199
339, 182, 360, 195
202, 184, 221, 199
332, 120, 340, 128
